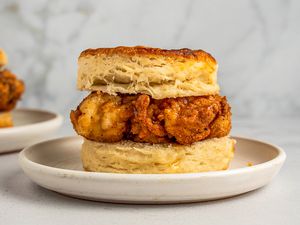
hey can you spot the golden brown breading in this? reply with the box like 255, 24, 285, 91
208, 96, 232, 139
160, 95, 227, 144
131, 95, 169, 143
70, 92, 231, 145
70, 92, 134, 142
0, 69, 25, 111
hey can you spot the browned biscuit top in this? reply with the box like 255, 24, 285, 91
80, 46, 216, 64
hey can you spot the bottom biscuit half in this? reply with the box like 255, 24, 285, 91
81, 136, 235, 174
0, 112, 13, 128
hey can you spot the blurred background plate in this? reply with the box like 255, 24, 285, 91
0, 108, 63, 153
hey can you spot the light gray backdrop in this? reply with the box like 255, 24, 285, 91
1, 0, 299, 122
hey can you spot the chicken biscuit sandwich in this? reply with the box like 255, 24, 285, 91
71, 46, 235, 174
0, 49, 25, 128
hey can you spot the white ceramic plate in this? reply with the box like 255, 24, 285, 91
19, 136, 286, 204
0, 108, 63, 153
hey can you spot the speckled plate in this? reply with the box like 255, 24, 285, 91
19, 136, 286, 204
0, 108, 63, 153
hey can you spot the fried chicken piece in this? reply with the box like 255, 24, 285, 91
208, 96, 232, 139
70, 92, 134, 142
131, 95, 169, 143
0, 69, 25, 111
131, 95, 231, 144
71, 92, 231, 144
162, 96, 225, 144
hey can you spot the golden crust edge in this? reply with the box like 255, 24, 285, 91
79, 46, 217, 65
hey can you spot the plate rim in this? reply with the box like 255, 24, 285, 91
0, 108, 63, 135
19, 135, 287, 180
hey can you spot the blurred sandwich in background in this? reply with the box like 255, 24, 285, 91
0, 49, 25, 128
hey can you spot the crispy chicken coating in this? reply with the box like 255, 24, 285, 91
131, 95, 169, 143
70, 92, 231, 145
0, 69, 25, 111
70, 93, 134, 142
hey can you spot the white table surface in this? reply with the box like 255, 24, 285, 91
0, 118, 299, 225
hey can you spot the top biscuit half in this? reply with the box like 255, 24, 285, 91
77, 46, 219, 99
0, 49, 8, 68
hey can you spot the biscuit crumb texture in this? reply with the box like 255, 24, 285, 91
77, 46, 219, 99
81, 136, 235, 174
